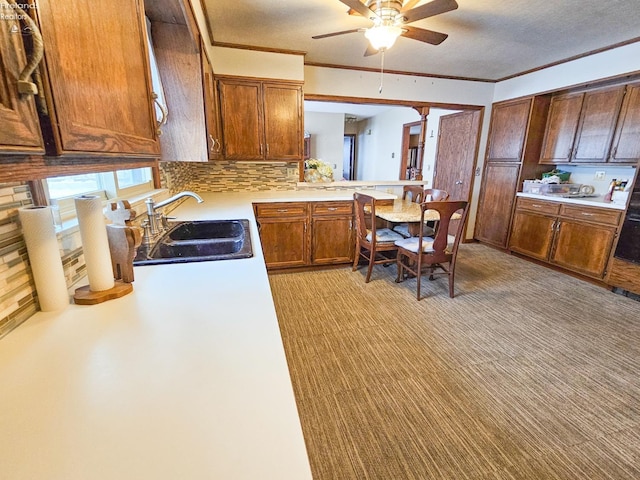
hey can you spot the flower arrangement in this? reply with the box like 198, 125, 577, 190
304, 158, 334, 182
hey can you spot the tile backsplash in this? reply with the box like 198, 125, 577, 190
159, 160, 300, 192
0, 183, 90, 340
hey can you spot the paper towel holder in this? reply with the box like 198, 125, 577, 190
73, 200, 141, 305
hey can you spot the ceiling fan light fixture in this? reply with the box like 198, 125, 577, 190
364, 24, 402, 51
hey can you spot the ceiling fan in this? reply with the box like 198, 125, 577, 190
312, 0, 458, 55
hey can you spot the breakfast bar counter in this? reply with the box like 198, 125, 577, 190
0, 190, 394, 480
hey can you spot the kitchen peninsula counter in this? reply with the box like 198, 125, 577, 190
0, 190, 394, 480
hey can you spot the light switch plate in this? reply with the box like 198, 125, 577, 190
594, 171, 606, 180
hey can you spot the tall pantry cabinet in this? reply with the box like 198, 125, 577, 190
474, 96, 551, 248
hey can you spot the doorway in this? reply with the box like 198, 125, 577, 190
343, 134, 356, 180
399, 121, 422, 180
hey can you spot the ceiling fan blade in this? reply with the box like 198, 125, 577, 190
312, 28, 362, 40
338, 0, 376, 19
400, 0, 458, 24
401, 26, 448, 45
401, 0, 421, 11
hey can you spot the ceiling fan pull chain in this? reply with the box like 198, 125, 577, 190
379, 49, 385, 94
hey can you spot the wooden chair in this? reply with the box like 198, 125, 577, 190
395, 200, 469, 300
421, 188, 450, 236
353, 192, 404, 283
394, 188, 450, 238
401, 185, 425, 203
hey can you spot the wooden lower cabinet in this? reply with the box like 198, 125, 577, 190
509, 209, 557, 261
551, 219, 617, 278
509, 197, 621, 279
254, 202, 308, 268
310, 201, 354, 265
254, 200, 353, 269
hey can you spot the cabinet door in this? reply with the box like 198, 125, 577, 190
257, 218, 308, 268
218, 79, 264, 160
540, 93, 584, 164
486, 99, 532, 162
151, 22, 207, 162
35, 0, 159, 156
311, 216, 353, 264
610, 83, 640, 163
202, 49, 223, 160
263, 83, 303, 161
572, 86, 625, 163
0, 8, 44, 154
550, 220, 616, 278
474, 163, 521, 248
509, 210, 556, 261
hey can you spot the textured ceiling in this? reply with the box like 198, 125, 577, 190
203, 0, 640, 81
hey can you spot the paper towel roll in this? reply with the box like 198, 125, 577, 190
75, 195, 114, 292
19, 206, 69, 312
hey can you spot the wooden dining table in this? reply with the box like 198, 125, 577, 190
374, 199, 461, 236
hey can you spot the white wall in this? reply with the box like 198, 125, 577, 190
356, 107, 421, 180
494, 42, 640, 102
304, 111, 345, 178
304, 65, 495, 107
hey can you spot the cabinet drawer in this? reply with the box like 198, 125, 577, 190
516, 197, 561, 215
254, 202, 308, 218
559, 204, 622, 226
311, 201, 353, 216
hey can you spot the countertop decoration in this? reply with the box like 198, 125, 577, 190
304, 158, 333, 183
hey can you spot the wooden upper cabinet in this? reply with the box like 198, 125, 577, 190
486, 98, 532, 162
150, 22, 207, 162
0, 6, 44, 155
572, 85, 625, 163
540, 93, 584, 164
610, 83, 640, 163
263, 83, 303, 161
34, 0, 159, 157
217, 76, 303, 161
218, 78, 264, 160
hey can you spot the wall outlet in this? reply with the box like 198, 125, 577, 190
594, 171, 606, 180
287, 167, 297, 177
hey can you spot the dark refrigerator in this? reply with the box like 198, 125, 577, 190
614, 174, 640, 265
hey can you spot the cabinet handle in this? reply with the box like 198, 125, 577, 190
610, 146, 618, 160
152, 93, 168, 135
531, 204, 543, 208
260, 144, 264, 156
209, 135, 221, 153
581, 212, 594, 216
567, 147, 573, 159
277, 209, 288, 213
328, 207, 338, 211
7, 0, 44, 96
266, 144, 270, 156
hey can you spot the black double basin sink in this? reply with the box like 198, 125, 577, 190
134, 219, 253, 266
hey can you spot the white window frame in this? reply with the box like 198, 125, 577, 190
42, 168, 154, 223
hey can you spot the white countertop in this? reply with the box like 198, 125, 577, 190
516, 192, 627, 210
0, 190, 395, 480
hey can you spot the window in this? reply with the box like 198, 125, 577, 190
44, 168, 154, 222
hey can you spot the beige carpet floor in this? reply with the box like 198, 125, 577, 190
268, 243, 640, 480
